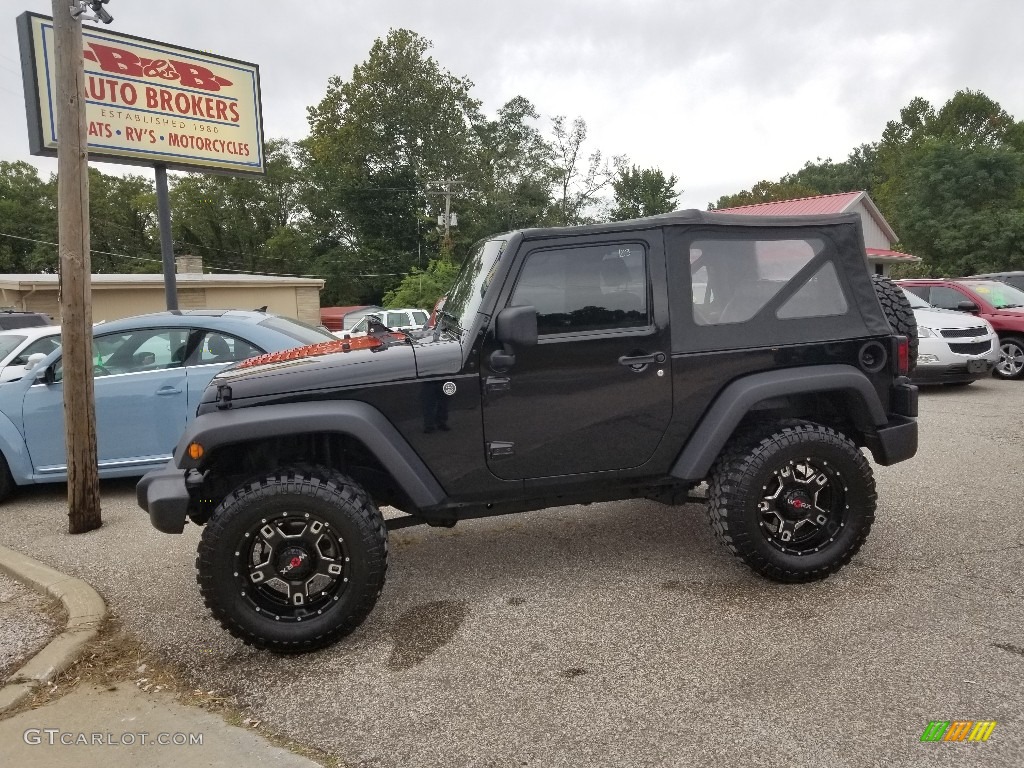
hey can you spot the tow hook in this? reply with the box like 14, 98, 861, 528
216, 384, 232, 410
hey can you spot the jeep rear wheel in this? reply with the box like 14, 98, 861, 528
196, 467, 388, 652
707, 423, 876, 582
872, 274, 918, 372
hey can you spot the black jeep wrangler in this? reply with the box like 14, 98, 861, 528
138, 210, 918, 652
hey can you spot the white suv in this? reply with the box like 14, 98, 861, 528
902, 289, 999, 385
335, 308, 429, 338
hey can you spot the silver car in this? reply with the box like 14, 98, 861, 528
903, 289, 999, 385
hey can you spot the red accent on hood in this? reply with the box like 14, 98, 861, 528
236, 336, 386, 370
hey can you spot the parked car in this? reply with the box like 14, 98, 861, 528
0, 309, 53, 331
969, 271, 1024, 291
0, 309, 337, 501
901, 289, 998, 385
0, 325, 62, 383
335, 307, 429, 338
898, 278, 1024, 380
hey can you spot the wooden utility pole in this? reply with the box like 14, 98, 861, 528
53, 0, 101, 533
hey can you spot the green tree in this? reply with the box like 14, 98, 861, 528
0, 161, 56, 273
88, 169, 158, 273
711, 179, 818, 210
883, 140, 1024, 275
302, 29, 482, 302
460, 96, 556, 240
170, 138, 310, 275
608, 165, 680, 220
548, 116, 624, 225
782, 144, 881, 197
381, 257, 459, 310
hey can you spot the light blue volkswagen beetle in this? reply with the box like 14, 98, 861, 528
0, 309, 335, 501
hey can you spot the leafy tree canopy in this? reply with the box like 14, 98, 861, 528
608, 165, 680, 221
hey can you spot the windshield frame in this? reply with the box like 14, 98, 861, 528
440, 238, 508, 336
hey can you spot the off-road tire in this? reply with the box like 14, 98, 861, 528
871, 274, 918, 372
707, 422, 876, 583
196, 466, 388, 652
995, 335, 1024, 380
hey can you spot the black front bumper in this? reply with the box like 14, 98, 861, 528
136, 461, 190, 534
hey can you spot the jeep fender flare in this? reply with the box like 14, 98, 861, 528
670, 364, 887, 482
175, 400, 446, 509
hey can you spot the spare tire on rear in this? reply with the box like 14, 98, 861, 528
871, 275, 918, 373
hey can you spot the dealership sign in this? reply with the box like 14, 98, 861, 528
17, 12, 265, 175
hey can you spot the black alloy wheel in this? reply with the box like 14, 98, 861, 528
197, 467, 388, 652
708, 422, 876, 583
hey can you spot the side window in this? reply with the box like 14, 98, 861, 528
927, 286, 966, 310
776, 262, 848, 319
385, 311, 409, 328
411, 311, 428, 326
12, 336, 61, 365
194, 331, 262, 365
511, 243, 649, 335
903, 286, 930, 303
690, 237, 829, 325
56, 328, 190, 381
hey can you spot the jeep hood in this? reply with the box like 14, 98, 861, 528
198, 335, 463, 410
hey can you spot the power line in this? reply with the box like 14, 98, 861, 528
0, 231, 416, 280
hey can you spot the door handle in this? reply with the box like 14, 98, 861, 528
618, 351, 666, 367
156, 387, 182, 396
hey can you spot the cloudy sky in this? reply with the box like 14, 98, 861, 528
3, 0, 1023, 209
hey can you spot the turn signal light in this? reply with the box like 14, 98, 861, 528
187, 442, 204, 460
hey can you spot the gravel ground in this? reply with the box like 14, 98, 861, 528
1, 378, 1022, 767
0, 572, 60, 680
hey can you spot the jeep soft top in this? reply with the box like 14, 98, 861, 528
138, 209, 918, 652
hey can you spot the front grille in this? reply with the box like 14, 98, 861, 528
948, 341, 992, 355
941, 327, 988, 338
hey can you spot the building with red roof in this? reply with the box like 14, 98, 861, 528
716, 191, 919, 277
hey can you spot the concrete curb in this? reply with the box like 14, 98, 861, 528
0, 544, 106, 714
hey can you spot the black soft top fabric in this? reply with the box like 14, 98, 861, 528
494, 211, 891, 349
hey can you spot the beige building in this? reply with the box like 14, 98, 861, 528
0, 256, 324, 325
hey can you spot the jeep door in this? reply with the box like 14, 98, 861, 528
480, 231, 672, 480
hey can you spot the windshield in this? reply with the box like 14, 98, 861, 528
258, 316, 338, 344
901, 289, 932, 309
960, 280, 1024, 309
0, 335, 27, 358
441, 238, 508, 333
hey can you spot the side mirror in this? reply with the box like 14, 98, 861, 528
35, 361, 57, 385
490, 305, 537, 371
26, 353, 47, 371
956, 300, 979, 312
494, 305, 538, 347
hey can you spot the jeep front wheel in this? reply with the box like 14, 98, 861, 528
707, 423, 876, 582
196, 467, 388, 652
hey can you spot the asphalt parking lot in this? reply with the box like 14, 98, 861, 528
2, 378, 1022, 767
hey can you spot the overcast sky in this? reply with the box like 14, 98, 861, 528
3, 0, 1023, 209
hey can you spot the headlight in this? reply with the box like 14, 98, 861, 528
917, 326, 937, 338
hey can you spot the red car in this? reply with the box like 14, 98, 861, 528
898, 278, 1024, 380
